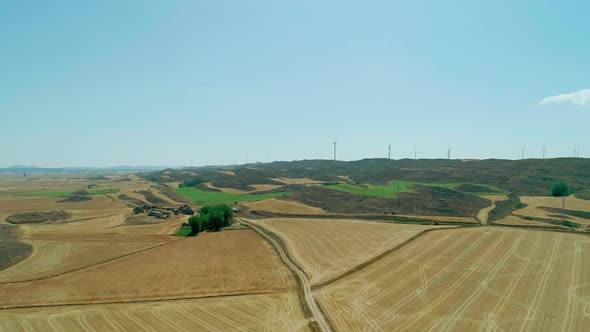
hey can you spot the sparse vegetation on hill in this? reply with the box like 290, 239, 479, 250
6, 209, 70, 224
137, 190, 169, 205
281, 184, 488, 216
118, 194, 146, 206
488, 194, 525, 222
144, 158, 590, 196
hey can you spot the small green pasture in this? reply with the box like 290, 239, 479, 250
22, 188, 120, 198
325, 180, 503, 198
176, 187, 287, 205
176, 225, 193, 236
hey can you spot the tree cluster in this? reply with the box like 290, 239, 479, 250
188, 204, 233, 235
551, 182, 570, 197
178, 178, 201, 188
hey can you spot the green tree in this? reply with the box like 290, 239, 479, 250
551, 182, 569, 197
551, 182, 570, 209
209, 210, 224, 231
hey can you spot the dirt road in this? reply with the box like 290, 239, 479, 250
241, 219, 332, 332
476, 196, 504, 225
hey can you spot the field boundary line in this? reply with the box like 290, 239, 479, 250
240, 218, 333, 332
0, 291, 280, 311
312, 226, 469, 291
244, 211, 479, 226
0, 237, 183, 284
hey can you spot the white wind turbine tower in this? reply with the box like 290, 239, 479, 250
388, 143, 391, 159
333, 140, 337, 161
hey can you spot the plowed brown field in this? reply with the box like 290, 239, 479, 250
317, 227, 590, 331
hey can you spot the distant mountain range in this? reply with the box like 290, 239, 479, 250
0, 165, 174, 174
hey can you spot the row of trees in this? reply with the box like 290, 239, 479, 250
188, 204, 233, 235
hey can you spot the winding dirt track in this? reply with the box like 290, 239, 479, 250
477, 195, 507, 225
241, 219, 332, 332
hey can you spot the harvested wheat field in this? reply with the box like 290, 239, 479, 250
0, 234, 170, 283
316, 227, 590, 331
243, 199, 326, 214
204, 182, 283, 194
271, 178, 325, 185
246, 218, 444, 285
515, 196, 590, 225
0, 230, 295, 308
494, 215, 570, 229
0, 292, 310, 332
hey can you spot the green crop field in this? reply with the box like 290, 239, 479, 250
22, 188, 120, 198
176, 187, 287, 205
325, 180, 502, 198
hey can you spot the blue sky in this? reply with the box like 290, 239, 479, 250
1, 0, 589, 167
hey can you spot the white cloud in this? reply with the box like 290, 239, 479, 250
539, 89, 590, 108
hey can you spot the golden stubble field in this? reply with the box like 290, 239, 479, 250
246, 217, 446, 285
0, 174, 312, 331
316, 227, 590, 331
0, 293, 310, 332
0, 230, 296, 308
514, 196, 590, 225
242, 199, 327, 214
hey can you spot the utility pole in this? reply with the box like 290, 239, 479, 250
333, 141, 337, 161
388, 143, 391, 160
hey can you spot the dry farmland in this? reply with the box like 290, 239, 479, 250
0, 230, 295, 308
316, 227, 590, 331
514, 196, 590, 225
3, 172, 590, 331
0, 293, 310, 332
203, 182, 283, 194
242, 198, 327, 214
246, 217, 445, 285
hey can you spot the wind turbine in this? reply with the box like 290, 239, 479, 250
333, 140, 337, 161
542, 147, 545, 159
447, 147, 451, 160
388, 143, 391, 159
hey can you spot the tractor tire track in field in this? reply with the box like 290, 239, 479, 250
240, 219, 333, 332
0, 291, 278, 311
